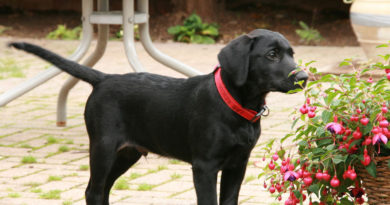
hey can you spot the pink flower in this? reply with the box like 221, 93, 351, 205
373, 133, 388, 145
280, 165, 289, 174
283, 171, 299, 182
325, 122, 343, 135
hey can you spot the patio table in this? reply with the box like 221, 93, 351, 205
0, 0, 202, 126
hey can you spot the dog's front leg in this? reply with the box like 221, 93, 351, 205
192, 161, 219, 205
219, 161, 248, 205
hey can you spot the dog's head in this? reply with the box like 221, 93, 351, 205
218, 29, 308, 93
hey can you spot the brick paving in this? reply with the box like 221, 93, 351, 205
0, 37, 366, 204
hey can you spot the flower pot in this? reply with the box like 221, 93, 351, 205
356, 156, 390, 205
350, 0, 390, 61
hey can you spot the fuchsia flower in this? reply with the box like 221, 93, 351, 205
325, 122, 344, 135
373, 133, 388, 145
283, 171, 300, 182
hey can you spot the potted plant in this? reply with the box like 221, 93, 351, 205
344, 0, 390, 62
259, 46, 390, 204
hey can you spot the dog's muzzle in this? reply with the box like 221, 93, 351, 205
294, 71, 309, 87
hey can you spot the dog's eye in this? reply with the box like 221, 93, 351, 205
266, 49, 280, 61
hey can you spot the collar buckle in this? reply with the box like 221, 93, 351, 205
250, 105, 269, 122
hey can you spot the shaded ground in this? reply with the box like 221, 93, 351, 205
0, 4, 358, 46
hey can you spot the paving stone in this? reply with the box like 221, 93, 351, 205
60, 187, 86, 200
120, 197, 196, 205
66, 156, 90, 166
41, 157, 69, 165
22, 138, 48, 149
0, 197, 63, 205
153, 180, 194, 192
172, 188, 197, 199
0, 161, 19, 170
48, 151, 88, 163
37, 181, 79, 192
0, 147, 31, 157
0, 133, 41, 146
0, 167, 42, 178
12, 172, 49, 185
130, 170, 175, 186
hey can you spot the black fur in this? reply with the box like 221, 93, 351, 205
9, 29, 308, 205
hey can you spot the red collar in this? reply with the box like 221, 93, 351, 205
214, 66, 268, 123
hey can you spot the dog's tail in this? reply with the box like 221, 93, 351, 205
8, 42, 105, 86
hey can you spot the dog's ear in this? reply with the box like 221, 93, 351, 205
218, 35, 253, 86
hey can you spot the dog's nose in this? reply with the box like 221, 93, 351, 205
295, 71, 309, 86
295, 71, 308, 81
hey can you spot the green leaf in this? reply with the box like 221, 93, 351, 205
350, 139, 362, 147
177, 33, 189, 42
309, 67, 317, 73
365, 161, 377, 177
316, 138, 333, 147
257, 172, 266, 179
277, 149, 286, 159
376, 44, 389, 48
339, 61, 352, 67
321, 110, 333, 123
291, 118, 300, 129
330, 99, 341, 107
305, 60, 316, 67
316, 127, 326, 137
379, 54, 390, 61
307, 184, 320, 197
318, 74, 335, 83
326, 144, 336, 151
298, 140, 309, 147
300, 113, 306, 121
266, 139, 275, 149
294, 80, 305, 87
363, 123, 373, 135
192, 34, 203, 43
167, 26, 182, 35
369, 109, 382, 123
281, 133, 294, 143
201, 26, 219, 36
351, 92, 363, 102
287, 88, 303, 94
293, 190, 302, 199
200, 36, 215, 44
312, 148, 325, 156
340, 197, 355, 205
324, 92, 338, 106
332, 155, 347, 164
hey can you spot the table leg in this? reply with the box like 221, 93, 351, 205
137, 0, 202, 77
0, 0, 94, 107
122, 0, 145, 72
57, 0, 109, 127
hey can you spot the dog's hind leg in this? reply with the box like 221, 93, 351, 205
85, 141, 115, 205
85, 140, 142, 205
102, 146, 142, 204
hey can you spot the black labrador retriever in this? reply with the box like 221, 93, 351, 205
9, 29, 308, 205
